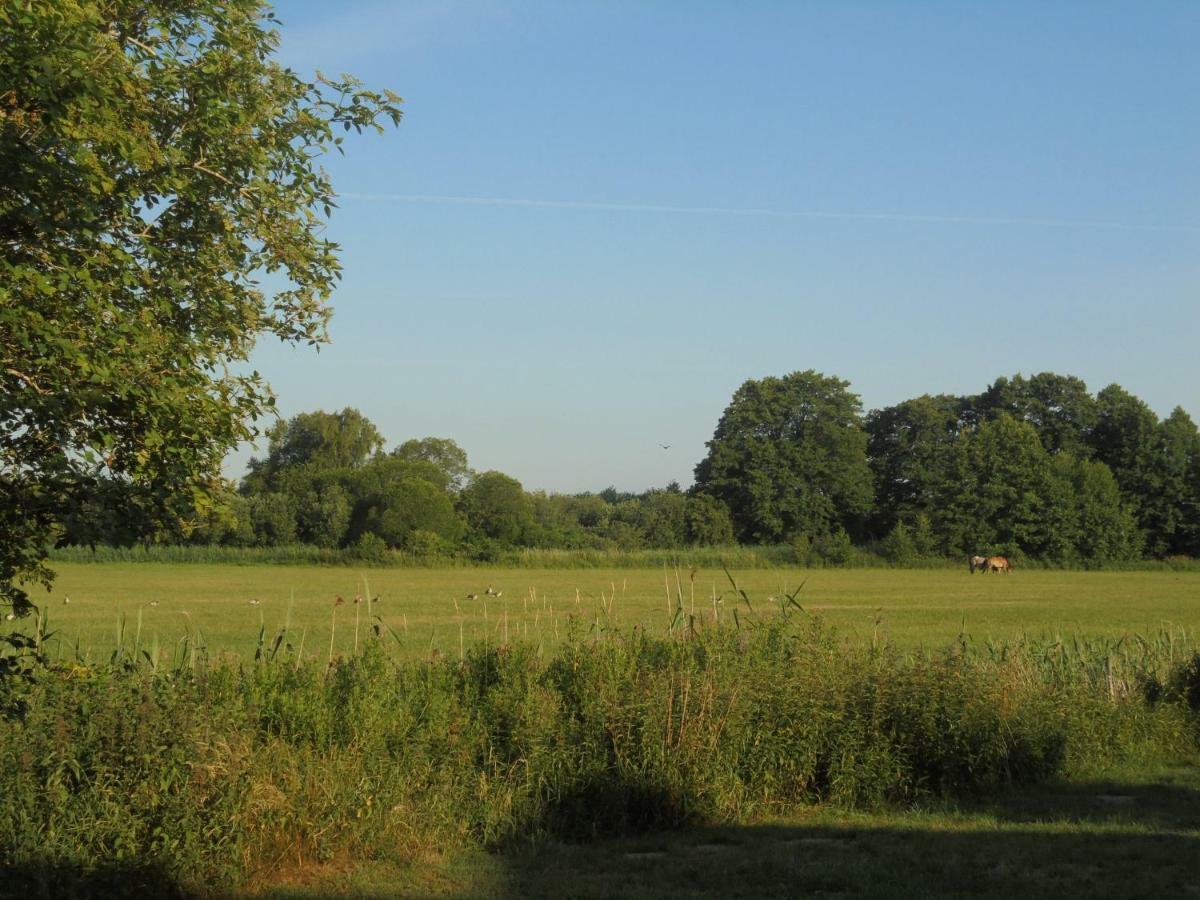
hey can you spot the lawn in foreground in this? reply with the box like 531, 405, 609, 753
256, 761, 1200, 899
13, 563, 1198, 661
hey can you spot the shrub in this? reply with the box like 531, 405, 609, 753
1166, 652, 1200, 712
349, 531, 387, 563
0, 621, 1195, 894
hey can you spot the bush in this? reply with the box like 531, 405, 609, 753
882, 522, 917, 564
1, 621, 1195, 895
349, 531, 388, 563
1166, 652, 1200, 712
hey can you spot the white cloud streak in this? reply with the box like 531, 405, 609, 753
336, 192, 1200, 233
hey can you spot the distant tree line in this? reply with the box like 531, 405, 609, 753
60, 372, 1200, 565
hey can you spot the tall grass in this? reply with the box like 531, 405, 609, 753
0, 614, 1197, 897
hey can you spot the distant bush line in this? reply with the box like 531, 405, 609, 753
48, 543, 1200, 572
1, 618, 1198, 897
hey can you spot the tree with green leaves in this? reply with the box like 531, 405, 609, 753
0, 1, 401, 612
976, 373, 1098, 457
391, 437, 472, 492
939, 416, 1055, 556
244, 408, 385, 492
694, 371, 874, 542
1143, 408, 1200, 557
683, 493, 735, 546
865, 394, 966, 536
459, 471, 534, 545
1089, 384, 1161, 546
358, 477, 463, 550
1062, 455, 1141, 563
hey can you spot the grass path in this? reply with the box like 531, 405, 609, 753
13, 564, 1199, 661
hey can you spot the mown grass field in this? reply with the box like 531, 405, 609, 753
12, 562, 1199, 662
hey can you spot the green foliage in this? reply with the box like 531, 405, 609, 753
459, 471, 535, 545
977, 373, 1099, 458
32, 371, 1200, 569
695, 371, 874, 542
1091, 385, 1162, 539
358, 476, 464, 549
391, 437, 472, 492
942, 416, 1055, 555
1142, 408, 1200, 557
296, 483, 352, 549
0, 622, 1195, 892
882, 522, 918, 564
0, 1, 401, 612
244, 408, 385, 492
247, 492, 297, 547
349, 531, 388, 563
683, 493, 735, 546
866, 394, 965, 535
1165, 653, 1200, 712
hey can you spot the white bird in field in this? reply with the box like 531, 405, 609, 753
63, 596, 70, 605
354, 594, 363, 605
465, 593, 479, 601
5, 613, 15, 621
248, 598, 261, 606
494, 591, 503, 598
149, 600, 159, 607
485, 585, 497, 596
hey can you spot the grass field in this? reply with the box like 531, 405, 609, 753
5, 562, 1200, 899
11, 562, 1199, 662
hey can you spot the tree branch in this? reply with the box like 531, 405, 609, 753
5, 369, 49, 396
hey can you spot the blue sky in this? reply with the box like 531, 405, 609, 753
235, 1, 1199, 492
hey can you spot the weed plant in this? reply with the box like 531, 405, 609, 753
0, 613, 1196, 898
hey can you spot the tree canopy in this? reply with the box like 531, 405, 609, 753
0, 1, 401, 610
391, 437, 472, 492
694, 370, 874, 542
244, 408, 385, 491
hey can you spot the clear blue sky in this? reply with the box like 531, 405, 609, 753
234, 0, 1199, 493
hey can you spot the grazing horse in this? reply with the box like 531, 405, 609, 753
985, 555, 1012, 574
969, 555, 988, 573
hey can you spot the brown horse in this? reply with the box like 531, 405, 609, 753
984, 555, 1012, 574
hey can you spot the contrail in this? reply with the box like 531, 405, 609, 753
335, 192, 1200, 233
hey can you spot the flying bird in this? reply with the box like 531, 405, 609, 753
659, 444, 671, 450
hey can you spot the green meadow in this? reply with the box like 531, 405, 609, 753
5, 563, 1199, 898
16, 563, 1200, 662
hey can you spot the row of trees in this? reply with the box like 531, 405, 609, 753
697, 371, 1199, 562
69, 408, 736, 556
64, 371, 1199, 564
